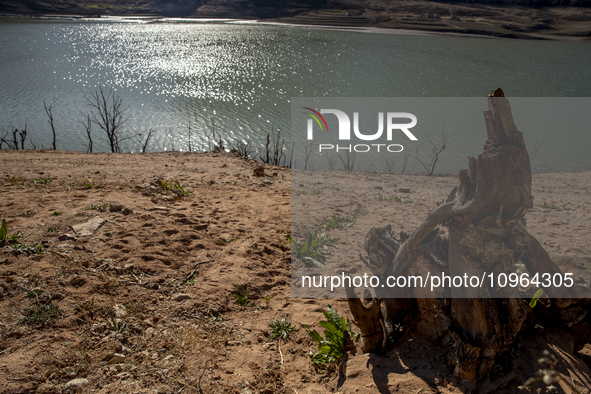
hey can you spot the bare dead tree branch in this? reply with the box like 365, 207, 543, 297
400, 149, 411, 174
338, 151, 355, 171
44, 102, 57, 150
187, 123, 193, 153
417, 126, 448, 176
18, 125, 27, 150
87, 86, 128, 153
136, 128, 155, 154
80, 115, 93, 153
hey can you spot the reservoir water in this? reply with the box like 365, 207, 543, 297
1, 17, 590, 173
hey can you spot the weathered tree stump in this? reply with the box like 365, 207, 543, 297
347, 89, 590, 383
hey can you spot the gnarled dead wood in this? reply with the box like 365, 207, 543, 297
348, 88, 590, 383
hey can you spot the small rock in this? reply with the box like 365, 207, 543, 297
72, 216, 105, 237
210, 308, 220, 317
58, 234, 77, 242
172, 293, 192, 302
110, 353, 125, 364
123, 263, 135, 271
109, 204, 124, 212
51, 292, 65, 300
398, 187, 411, 193
113, 304, 127, 318
150, 206, 170, 211
226, 369, 234, 374
64, 378, 89, 389
143, 319, 154, 328
145, 327, 155, 338
225, 341, 241, 346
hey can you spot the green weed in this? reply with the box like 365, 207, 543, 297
109, 318, 127, 333
0, 219, 21, 241
75, 298, 95, 319
539, 202, 557, 210
376, 193, 402, 202
518, 350, 582, 394
50, 211, 62, 217
32, 178, 54, 185
323, 214, 354, 229
288, 231, 339, 268
233, 285, 252, 306
8, 244, 45, 254
22, 303, 65, 325
304, 305, 355, 368
269, 317, 297, 342
529, 289, 544, 309
47, 225, 60, 232
159, 180, 192, 196
86, 204, 108, 212
84, 179, 103, 189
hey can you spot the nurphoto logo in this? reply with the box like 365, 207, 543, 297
303, 107, 418, 153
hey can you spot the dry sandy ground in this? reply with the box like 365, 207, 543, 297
0, 149, 590, 394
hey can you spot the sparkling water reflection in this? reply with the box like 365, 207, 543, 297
1, 18, 590, 173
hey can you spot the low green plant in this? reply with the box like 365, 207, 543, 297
323, 214, 354, 229
86, 204, 108, 212
182, 279, 196, 293
233, 285, 252, 306
109, 318, 127, 333
269, 317, 297, 342
26, 288, 44, 299
84, 179, 103, 189
264, 296, 271, 307
159, 180, 192, 196
32, 178, 54, 185
539, 202, 557, 210
8, 244, 45, 254
288, 231, 339, 268
304, 305, 355, 368
529, 288, 545, 309
376, 193, 402, 202
47, 225, 60, 232
1, 219, 21, 241
50, 211, 62, 216
173, 181, 192, 196
22, 303, 65, 325
75, 297, 95, 319
518, 350, 582, 393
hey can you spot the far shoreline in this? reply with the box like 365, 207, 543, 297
2, 11, 591, 41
